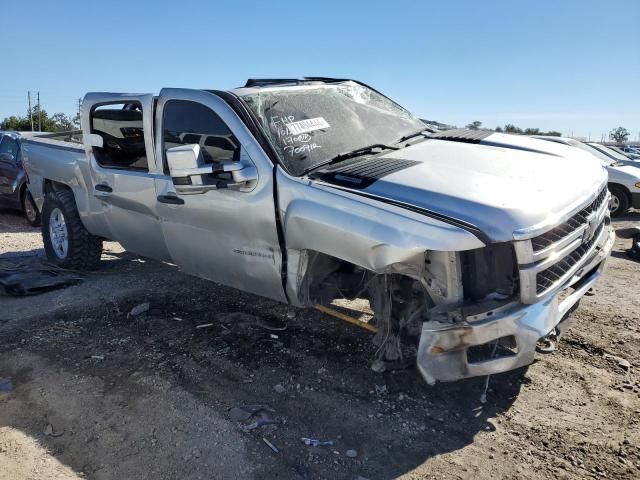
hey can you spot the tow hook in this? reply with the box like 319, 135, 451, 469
536, 328, 559, 354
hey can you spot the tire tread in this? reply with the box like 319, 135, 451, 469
42, 188, 103, 270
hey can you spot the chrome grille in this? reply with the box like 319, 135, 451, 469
514, 185, 610, 304
535, 220, 605, 293
531, 187, 608, 252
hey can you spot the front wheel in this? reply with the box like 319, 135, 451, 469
21, 188, 41, 227
42, 188, 103, 270
609, 185, 629, 217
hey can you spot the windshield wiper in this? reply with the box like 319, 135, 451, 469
396, 128, 432, 143
303, 143, 399, 175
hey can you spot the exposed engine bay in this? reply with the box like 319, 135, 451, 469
296, 244, 519, 378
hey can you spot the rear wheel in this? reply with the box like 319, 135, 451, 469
42, 188, 103, 270
609, 185, 629, 217
21, 188, 41, 227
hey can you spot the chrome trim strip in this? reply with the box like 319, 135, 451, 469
531, 236, 585, 273
531, 224, 587, 262
513, 239, 533, 264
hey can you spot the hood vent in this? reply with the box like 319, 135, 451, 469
430, 128, 492, 144
311, 156, 419, 189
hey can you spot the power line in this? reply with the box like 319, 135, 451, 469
37, 91, 42, 131
27, 92, 34, 132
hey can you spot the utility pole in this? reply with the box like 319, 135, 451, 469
77, 98, 82, 128
27, 91, 34, 131
37, 91, 42, 131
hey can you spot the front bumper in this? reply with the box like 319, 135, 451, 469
416, 224, 615, 384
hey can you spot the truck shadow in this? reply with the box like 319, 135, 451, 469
0, 256, 527, 479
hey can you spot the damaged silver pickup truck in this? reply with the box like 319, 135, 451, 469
22, 78, 615, 384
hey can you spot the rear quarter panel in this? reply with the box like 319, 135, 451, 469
21, 138, 110, 237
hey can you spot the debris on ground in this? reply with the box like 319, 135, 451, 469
374, 384, 388, 396
274, 384, 285, 394
0, 269, 81, 296
43, 423, 64, 437
0, 377, 13, 393
195, 323, 213, 329
617, 226, 640, 261
345, 449, 358, 458
618, 358, 632, 371
228, 405, 283, 432
370, 358, 412, 373
604, 353, 632, 370
302, 437, 334, 447
262, 437, 280, 453
129, 302, 150, 317
241, 417, 282, 432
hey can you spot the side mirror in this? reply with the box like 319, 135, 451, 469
84, 133, 104, 149
214, 160, 258, 183
166, 144, 258, 193
0, 153, 15, 164
166, 144, 213, 178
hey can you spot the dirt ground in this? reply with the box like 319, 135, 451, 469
0, 208, 639, 480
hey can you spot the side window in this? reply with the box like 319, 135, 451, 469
162, 100, 239, 171
0, 137, 19, 158
90, 103, 148, 171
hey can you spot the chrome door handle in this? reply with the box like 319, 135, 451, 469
157, 194, 185, 205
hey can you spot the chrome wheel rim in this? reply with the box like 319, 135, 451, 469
24, 193, 37, 223
609, 194, 620, 214
49, 208, 69, 258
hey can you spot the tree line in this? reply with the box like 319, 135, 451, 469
465, 120, 562, 137
465, 121, 632, 143
1, 106, 78, 132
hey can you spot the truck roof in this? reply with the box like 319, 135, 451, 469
230, 77, 379, 97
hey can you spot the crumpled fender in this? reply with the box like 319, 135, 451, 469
276, 170, 485, 305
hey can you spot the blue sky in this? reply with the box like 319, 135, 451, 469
2, 0, 639, 139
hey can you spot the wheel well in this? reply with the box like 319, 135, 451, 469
19, 182, 28, 202
43, 179, 73, 196
608, 182, 631, 201
300, 251, 370, 306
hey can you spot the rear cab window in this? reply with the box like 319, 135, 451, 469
90, 103, 148, 171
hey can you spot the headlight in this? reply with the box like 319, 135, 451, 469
635, 182, 640, 188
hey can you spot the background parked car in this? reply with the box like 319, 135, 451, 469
0, 131, 40, 226
618, 145, 640, 158
587, 142, 640, 166
532, 135, 640, 217
607, 145, 640, 160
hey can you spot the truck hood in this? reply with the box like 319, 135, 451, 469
356, 133, 607, 243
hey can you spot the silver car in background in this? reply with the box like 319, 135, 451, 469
533, 135, 640, 216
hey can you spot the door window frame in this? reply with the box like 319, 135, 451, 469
160, 99, 241, 175
154, 89, 270, 186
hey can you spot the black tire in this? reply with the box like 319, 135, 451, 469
42, 188, 103, 270
609, 185, 629, 217
21, 188, 41, 227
